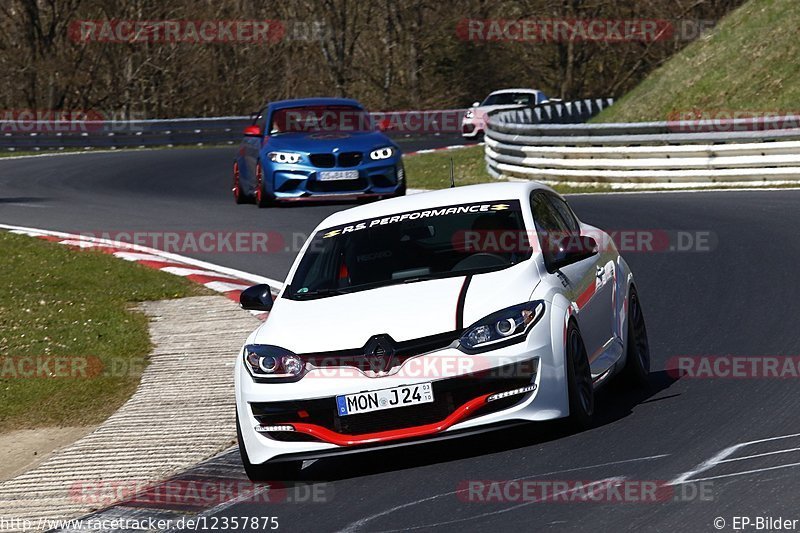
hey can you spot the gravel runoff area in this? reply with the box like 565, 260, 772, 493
0, 295, 259, 532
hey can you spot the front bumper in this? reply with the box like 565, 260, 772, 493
267, 158, 404, 200
461, 117, 484, 138
236, 317, 570, 465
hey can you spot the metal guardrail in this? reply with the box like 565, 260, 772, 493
0, 110, 467, 151
0, 116, 250, 150
486, 109, 800, 183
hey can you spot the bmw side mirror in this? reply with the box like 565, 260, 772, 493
549, 235, 598, 272
243, 125, 262, 137
240, 284, 274, 311
471, 101, 480, 107
376, 118, 392, 132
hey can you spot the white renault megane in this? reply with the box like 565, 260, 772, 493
234, 182, 650, 480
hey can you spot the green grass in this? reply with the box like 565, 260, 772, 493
401, 145, 611, 193
0, 232, 209, 431
404, 145, 494, 190
594, 0, 800, 123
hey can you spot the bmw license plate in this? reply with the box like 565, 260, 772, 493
319, 170, 359, 181
336, 383, 434, 416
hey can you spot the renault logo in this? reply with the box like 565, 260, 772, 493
363, 335, 397, 374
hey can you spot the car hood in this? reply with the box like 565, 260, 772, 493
250, 263, 540, 353
263, 131, 395, 153
466, 104, 528, 123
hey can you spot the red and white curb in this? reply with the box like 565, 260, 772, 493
0, 223, 276, 530
0, 223, 283, 321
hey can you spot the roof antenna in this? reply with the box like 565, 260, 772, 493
449, 157, 456, 188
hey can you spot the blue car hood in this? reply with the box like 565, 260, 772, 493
263, 131, 396, 153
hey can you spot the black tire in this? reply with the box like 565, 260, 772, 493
622, 286, 651, 386
254, 163, 274, 208
236, 411, 301, 482
566, 321, 594, 429
232, 162, 248, 204
394, 180, 407, 197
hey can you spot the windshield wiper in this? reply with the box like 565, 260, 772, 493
402, 274, 442, 284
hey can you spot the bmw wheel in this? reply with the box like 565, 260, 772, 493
232, 162, 248, 204
254, 163, 274, 208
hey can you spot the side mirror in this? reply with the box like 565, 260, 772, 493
243, 125, 262, 137
472, 101, 480, 107
549, 235, 598, 272
240, 284, 274, 311
376, 118, 391, 132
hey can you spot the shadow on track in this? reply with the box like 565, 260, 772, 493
0, 196, 50, 204
289, 370, 680, 483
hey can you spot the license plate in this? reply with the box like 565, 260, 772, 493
336, 383, 434, 416
319, 170, 359, 181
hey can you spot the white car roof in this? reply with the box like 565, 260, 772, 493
488, 88, 543, 95
317, 182, 556, 229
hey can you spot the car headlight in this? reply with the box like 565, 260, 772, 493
465, 110, 474, 119
243, 344, 305, 380
268, 151, 302, 164
370, 147, 394, 160
459, 301, 545, 353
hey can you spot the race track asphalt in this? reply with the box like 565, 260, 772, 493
2, 143, 799, 532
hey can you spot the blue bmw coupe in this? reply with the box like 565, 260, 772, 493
233, 98, 405, 207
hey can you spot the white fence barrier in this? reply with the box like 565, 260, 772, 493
486, 112, 800, 183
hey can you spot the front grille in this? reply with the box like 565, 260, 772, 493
338, 152, 363, 167
302, 330, 460, 372
250, 360, 537, 439
310, 153, 336, 168
307, 176, 368, 193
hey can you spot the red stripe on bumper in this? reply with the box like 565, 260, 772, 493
286, 393, 492, 446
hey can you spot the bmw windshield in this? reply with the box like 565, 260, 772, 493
270, 105, 373, 134
286, 200, 532, 300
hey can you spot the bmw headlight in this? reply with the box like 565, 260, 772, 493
243, 344, 305, 380
268, 151, 302, 164
459, 301, 545, 353
465, 109, 474, 119
370, 147, 395, 160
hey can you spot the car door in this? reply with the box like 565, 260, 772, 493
531, 192, 611, 368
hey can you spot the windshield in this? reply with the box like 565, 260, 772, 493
270, 105, 373, 134
286, 200, 532, 300
481, 92, 541, 106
